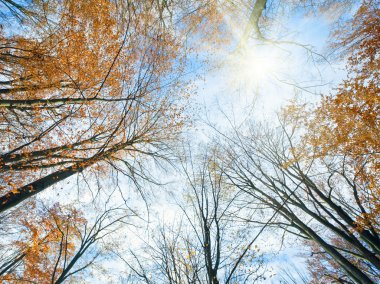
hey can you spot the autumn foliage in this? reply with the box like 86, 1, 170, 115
280, 2, 380, 282
0, 0, 228, 212
0, 0, 379, 283
302, 2, 380, 232
0, 203, 86, 283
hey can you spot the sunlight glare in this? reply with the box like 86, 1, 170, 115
226, 46, 284, 91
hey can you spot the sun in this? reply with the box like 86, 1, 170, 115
225, 45, 283, 91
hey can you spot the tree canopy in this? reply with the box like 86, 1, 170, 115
0, 0, 379, 283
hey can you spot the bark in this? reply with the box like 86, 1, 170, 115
240, 0, 267, 46
0, 96, 135, 108
0, 164, 85, 213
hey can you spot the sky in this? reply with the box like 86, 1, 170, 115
41, 5, 351, 283
0, 1, 359, 282
144, 4, 353, 283
194, 10, 347, 125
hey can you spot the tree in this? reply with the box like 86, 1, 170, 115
305, 236, 379, 284
2, 1, 377, 282
269, 2, 380, 282
0, 0, 357, 212
0, 0, 227, 213
238, 0, 355, 48
0, 202, 130, 283
215, 117, 380, 283
302, 1, 380, 231
178, 149, 265, 284
117, 148, 266, 284
0, 0, 45, 24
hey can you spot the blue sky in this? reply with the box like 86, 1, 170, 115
159, 4, 355, 282
40, 4, 352, 282
0, 1, 360, 282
